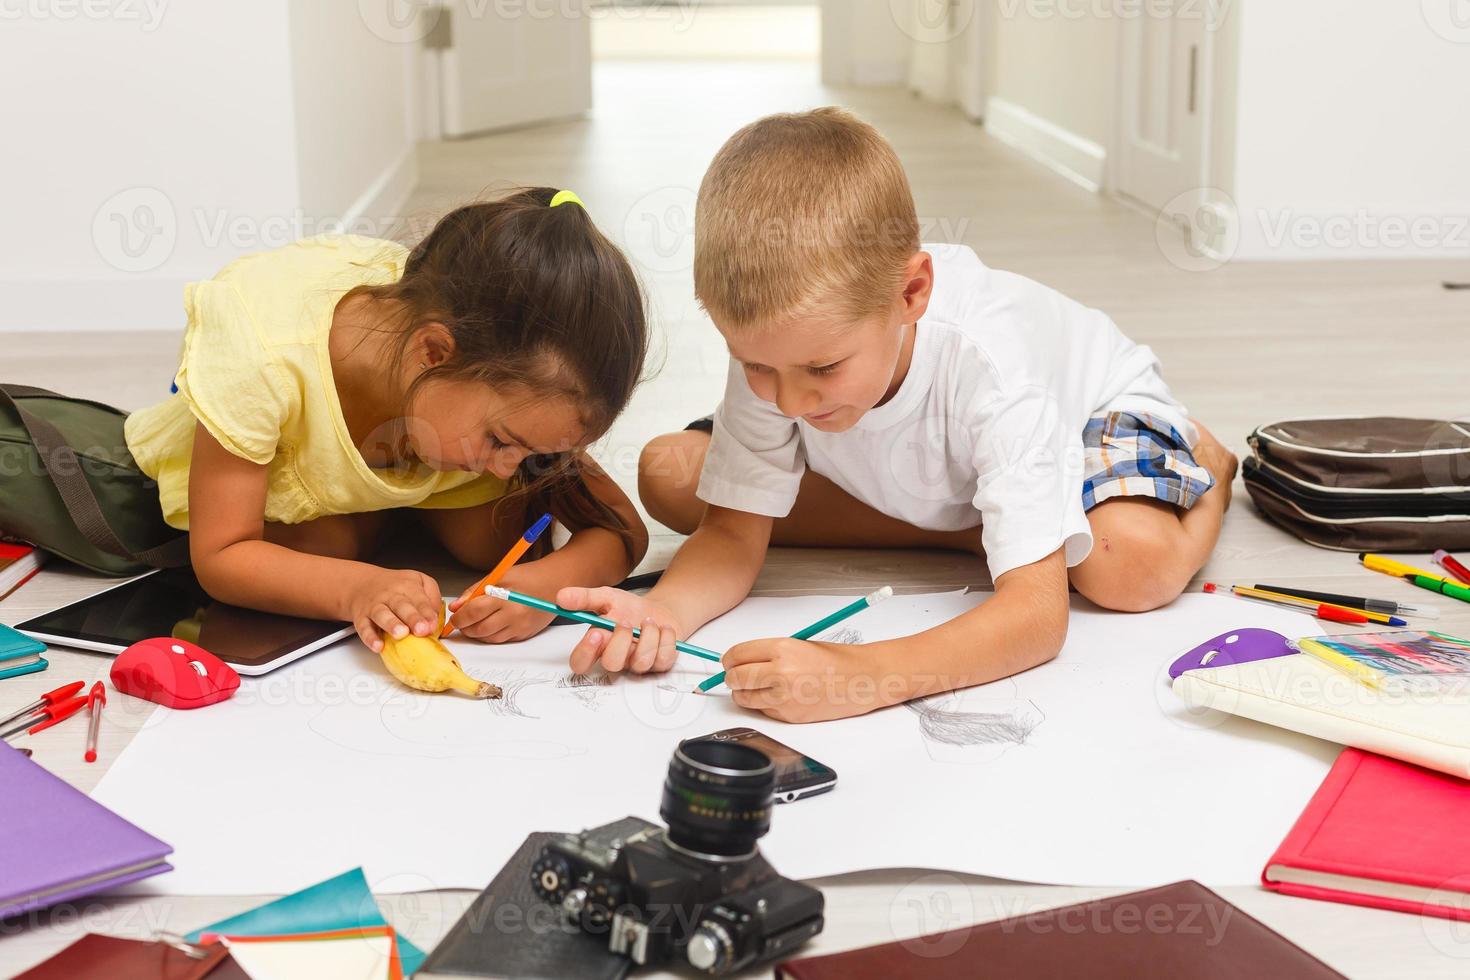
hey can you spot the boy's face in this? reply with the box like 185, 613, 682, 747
719, 252, 933, 433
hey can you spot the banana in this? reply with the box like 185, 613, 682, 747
378, 605, 502, 699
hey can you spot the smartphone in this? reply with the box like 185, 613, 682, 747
695, 727, 837, 803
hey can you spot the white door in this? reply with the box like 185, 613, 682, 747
1115, 4, 1208, 212
437, 0, 592, 138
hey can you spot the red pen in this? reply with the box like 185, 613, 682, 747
1434, 550, 1470, 585
0, 681, 86, 729
84, 681, 106, 763
0, 694, 88, 740
1315, 604, 1370, 625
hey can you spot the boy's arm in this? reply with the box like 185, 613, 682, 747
722, 548, 1069, 723
648, 504, 772, 632
557, 503, 772, 673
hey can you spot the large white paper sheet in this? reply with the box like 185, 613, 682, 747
91, 592, 1337, 894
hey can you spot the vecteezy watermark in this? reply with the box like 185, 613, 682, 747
889, 873, 977, 957
92, 186, 177, 273
992, 0, 1233, 29
1255, 209, 1470, 254
623, 185, 697, 276
358, 0, 700, 44
0, 0, 168, 30
1421, 0, 1470, 43
894, 0, 978, 44
1154, 187, 1239, 273
621, 182, 974, 276
89, 188, 441, 274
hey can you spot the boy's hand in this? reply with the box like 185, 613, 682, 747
722, 637, 885, 724
556, 586, 684, 675
446, 565, 557, 644
351, 568, 444, 654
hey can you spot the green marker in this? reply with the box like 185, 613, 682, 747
695, 586, 894, 694
484, 586, 722, 662
1408, 574, 1470, 605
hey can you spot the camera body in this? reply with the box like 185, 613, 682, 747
531, 816, 824, 974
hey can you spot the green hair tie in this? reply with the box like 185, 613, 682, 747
549, 189, 585, 209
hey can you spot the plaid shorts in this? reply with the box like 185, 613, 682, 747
1081, 411, 1214, 511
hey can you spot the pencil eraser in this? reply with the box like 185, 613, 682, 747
84, 749, 96, 763
1434, 549, 1449, 561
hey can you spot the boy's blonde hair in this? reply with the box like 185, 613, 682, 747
694, 107, 920, 330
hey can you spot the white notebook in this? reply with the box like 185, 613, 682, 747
1172, 652, 1470, 778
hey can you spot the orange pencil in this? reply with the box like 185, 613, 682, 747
440, 513, 552, 638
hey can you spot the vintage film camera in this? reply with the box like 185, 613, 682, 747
530, 738, 824, 974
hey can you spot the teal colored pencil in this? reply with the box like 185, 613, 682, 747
694, 586, 894, 694
484, 586, 722, 663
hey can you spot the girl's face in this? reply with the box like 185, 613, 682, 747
405, 379, 587, 479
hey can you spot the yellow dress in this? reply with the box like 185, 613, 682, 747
125, 234, 506, 531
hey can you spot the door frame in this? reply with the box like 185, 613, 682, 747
1107, 4, 1239, 256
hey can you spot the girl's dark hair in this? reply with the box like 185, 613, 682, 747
350, 188, 649, 557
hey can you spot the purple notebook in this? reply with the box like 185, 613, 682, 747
0, 742, 172, 918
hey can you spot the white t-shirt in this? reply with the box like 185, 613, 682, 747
695, 243, 1193, 581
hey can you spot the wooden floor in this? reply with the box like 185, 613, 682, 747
4, 61, 1469, 977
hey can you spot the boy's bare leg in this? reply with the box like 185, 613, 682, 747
1068, 422, 1239, 612
639, 430, 984, 554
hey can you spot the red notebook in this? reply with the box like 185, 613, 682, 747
1264, 748, 1470, 920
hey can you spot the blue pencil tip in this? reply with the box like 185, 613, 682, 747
525, 512, 554, 541
1389, 616, 1407, 627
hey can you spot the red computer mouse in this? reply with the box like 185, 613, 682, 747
111, 637, 240, 709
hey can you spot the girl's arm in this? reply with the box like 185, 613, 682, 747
188, 424, 443, 651
443, 453, 650, 642
720, 548, 1070, 723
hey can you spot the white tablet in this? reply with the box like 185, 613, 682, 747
14, 568, 354, 676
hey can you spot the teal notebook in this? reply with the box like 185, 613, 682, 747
0, 623, 47, 679
185, 868, 427, 976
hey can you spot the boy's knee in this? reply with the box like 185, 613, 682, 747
1074, 527, 1190, 612
638, 431, 708, 534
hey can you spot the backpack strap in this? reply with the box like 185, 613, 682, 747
0, 386, 190, 568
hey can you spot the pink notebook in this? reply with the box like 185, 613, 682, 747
1264, 748, 1470, 920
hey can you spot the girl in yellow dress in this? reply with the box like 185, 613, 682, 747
125, 189, 649, 653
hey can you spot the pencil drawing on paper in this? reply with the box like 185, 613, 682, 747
557, 669, 616, 710
905, 696, 1046, 749
482, 670, 552, 719
819, 626, 864, 645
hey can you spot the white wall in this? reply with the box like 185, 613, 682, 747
1229, 3, 1470, 259
286, 5, 419, 225
0, 2, 420, 332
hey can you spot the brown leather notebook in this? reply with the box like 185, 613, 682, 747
776, 880, 1345, 980
15, 934, 250, 980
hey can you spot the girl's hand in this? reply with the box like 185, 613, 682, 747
447, 565, 557, 644
722, 637, 885, 724
556, 586, 684, 675
351, 568, 444, 653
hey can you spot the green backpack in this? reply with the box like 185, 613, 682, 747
0, 385, 189, 576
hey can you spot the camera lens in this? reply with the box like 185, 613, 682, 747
661, 739, 775, 858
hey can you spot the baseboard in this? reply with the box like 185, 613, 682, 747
339, 144, 419, 237
0, 147, 421, 333
983, 96, 1106, 193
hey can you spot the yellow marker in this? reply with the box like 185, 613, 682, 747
1359, 553, 1450, 584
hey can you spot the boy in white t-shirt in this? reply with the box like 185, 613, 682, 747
558, 108, 1237, 722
